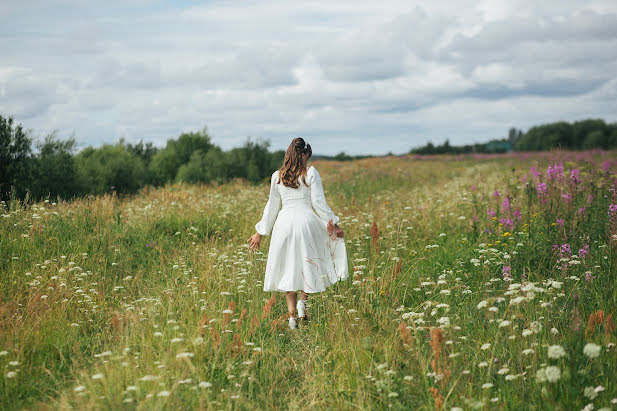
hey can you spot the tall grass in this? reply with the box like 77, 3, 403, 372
1, 151, 616, 409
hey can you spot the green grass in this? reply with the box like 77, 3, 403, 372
1, 152, 616, 410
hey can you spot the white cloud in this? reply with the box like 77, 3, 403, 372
0, 0, 616, 155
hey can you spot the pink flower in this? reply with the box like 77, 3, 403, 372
487, 208, 497, 218
546, 163, 564, 181
493, 190, 500, 198
502, 266, 512, 282
570, 169, 580, 185
537, 182, 548, 196
513, 208, 522, 222
501, 197, 511, 213
499, 217, 514, 229
560, 192, 571, 203
602, 161, 611, 174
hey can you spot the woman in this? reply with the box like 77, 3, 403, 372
248, 137, 348, 329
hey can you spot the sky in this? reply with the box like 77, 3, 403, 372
1, 0, 616, 155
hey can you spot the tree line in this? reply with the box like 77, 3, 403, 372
410, 119, 617, 154
1, 114, 284, 202
2, 114, 616, 202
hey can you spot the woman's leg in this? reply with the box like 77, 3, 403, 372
285, 291, 297, 317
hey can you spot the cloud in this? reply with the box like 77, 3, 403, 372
0, 1, 616, 155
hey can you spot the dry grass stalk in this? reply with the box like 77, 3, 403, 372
585, 310, 605, 339
210, 328, 221, 350
370, 222, 380, 250
236, 308, 248, 329
261, 294, 276, 319
398, 321, 414, 349
198, 315, 210, 336
429, 327, 451, 386
429, 387, 444, 410
249, 315, 260, 336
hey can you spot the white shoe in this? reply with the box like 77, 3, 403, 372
296, 299, 307, 319
289, 316, 298, 329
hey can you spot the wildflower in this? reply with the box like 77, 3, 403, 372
583, 343, 601, 359
498, 320, 510, 328
522, 349, 534, 355
544, 366, 561, 383
199, 381, 212, 388
501, 197, 510, 213
502, 266, 512, 282
482, 383, 493, 389
535, 368, 547, 383
536, 182, 548, 200
176, 352, 194, 359
157, 390, 170, 397
477, 300, 488, 309
584, 387, 597, 400
481, 343, 491, 350
5, 371, 17, 378
139, 375, 161, 381
92, 373, 104, 380
74, 385, 86, 393
0, 351, 7, 356
478, 362, 489, 368
547, 345, 566, 359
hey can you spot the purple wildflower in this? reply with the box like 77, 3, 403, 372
502, 265, 512, 282
570, 169, 580, 185
501, 197, 511, 213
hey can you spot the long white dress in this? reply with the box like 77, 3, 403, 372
255, 166, 349, 293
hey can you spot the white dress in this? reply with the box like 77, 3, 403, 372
255, 166, 349, 293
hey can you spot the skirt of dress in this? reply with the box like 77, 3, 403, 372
262, 204, 348, 293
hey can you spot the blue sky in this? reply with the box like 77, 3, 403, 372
1, 0, 616, 155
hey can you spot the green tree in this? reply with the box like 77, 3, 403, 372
176, 150, 209, 184
32, 132, 79, 200
148, 127, 213, 184
0, 115, 33, 201
75, 143, 146, 195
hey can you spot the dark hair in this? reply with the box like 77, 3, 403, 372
278, 137, 312, 188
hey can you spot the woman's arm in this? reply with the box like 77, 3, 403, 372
309, 167, 342, 237
249, 172, 281, 251
254, 171, 282, 236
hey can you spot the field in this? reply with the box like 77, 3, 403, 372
1, 151, 616, 410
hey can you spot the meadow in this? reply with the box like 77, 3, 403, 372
1, 151, 616, 410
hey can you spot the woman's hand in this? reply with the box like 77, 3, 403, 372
327, 219, 344, 239
248, 232, 262, 251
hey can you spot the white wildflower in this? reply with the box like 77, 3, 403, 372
544, 366, 561, 383
583, 343, 601, 359
547, 345, 566, 359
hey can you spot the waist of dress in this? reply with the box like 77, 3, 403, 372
281, 198, 312, 208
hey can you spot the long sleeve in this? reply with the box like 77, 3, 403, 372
309, 166, 339, 228
255, 171, 282, 236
